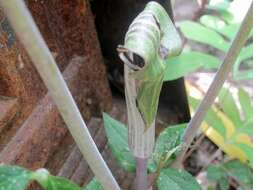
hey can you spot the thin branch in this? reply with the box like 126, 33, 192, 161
182, 133, 206, 162
172, 1, 253, 168
0, 1, 120, 190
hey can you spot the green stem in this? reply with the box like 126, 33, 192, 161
0, 1, 120, 190
172, 1, 253, 168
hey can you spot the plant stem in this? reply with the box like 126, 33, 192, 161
136, 157, 148, 190
172, 1, 253, 168
0, 1, 120, 190
124, 64, 154, 189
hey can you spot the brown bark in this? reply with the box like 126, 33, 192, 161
0, 0, 111, 171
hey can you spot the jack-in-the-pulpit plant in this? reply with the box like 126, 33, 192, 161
117, 2, 182, 189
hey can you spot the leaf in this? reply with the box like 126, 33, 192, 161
233, 44, 253, 80
83, 178, 103, 190
233, 70, 253, 80
179, 21, 229, 52
102, 113, 136, 172
200, 15, 226, 30
206, 161, 253, 190
189, 96, 226, 138
218, 178, 229, 190
206, 165, 229, 190
222, 24, 240, 39
103, 113, 185, 173
236, 144, 253, 167
207, 161, 253, 190
32, 168, 81, 190
200, 15, 239, 40
238, 118, 253, 135
218, 88, 241, 127
157, 168, 202, 190
238, 88, 253, 121
207, 165, 227, 181
41, 176, 82, 190
239, 44, 253, 61
164, 51, 220, 81
206, 1, 234, 23
0, 165, 32, 190
151, 124, 186, 169
208, 0, 230, 11
223, 160, 253, 189
0, 165, 82, 190
188, 83, 253, 165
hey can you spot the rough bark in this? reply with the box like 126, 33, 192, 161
0, 0, 112, 170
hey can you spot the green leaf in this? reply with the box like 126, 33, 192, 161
0, 165, 32, 190
147, 160, 157, 173
200, 15, 239, 40
164, 51, 220, 81
151, 124, 186, 169
223, 160, 253, 189
207, 161, 253, 190
157, 168, 202, 190
233, 70, 253, 80
239, 44, 253, 61
103, 113, 172, 173
102, 113, 136, 172
218, 178, 229, 190
83, 178, 103, 190
189, 96, 226, 138
218, 88, 241, 127
207, 165, 227, 181
207, 165, 229, 190
208, 0, 230, 11
179, 21, 229, 52
32, 169, 81, 190
206, 1, 234, 23
238, 88, 253, 121
222, 24, 239, 39
238, 118, 253, 135
200, 15, 226, 30
236, 143, 253, 167
41, 176, 82, 190
234, 44, 253, 80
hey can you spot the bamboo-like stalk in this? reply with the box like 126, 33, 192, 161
0, 1, 120, 189
172, 1, 253, 168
